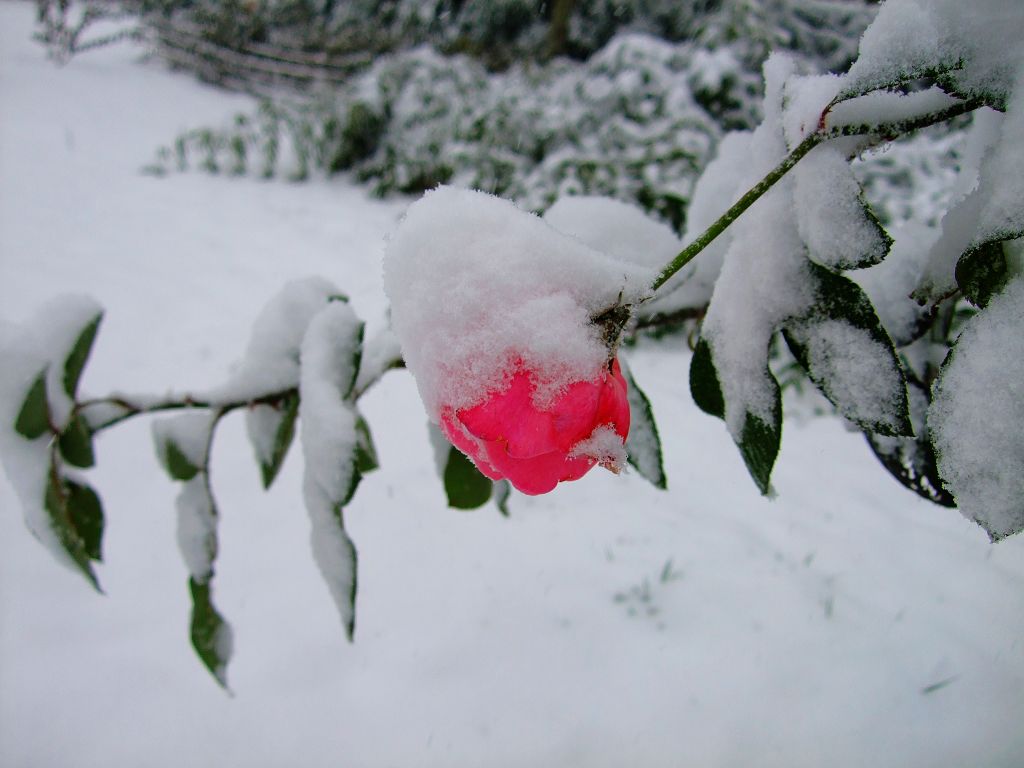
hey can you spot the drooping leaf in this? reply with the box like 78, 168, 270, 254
690, 335, 781, 495
325, 503, 358, 641
927, 275, 1024, 540
622, 362, 666, 490
58, 413, 95, 468
956, 240, 1009, 308
305, 475, 359, 642
865, 377, 955, 508
341, 322, 365, 402
44, 475, 101, 591
689, 337, 724, 419
444, 445, 493, 510
162, 438, 202, 482
794, 144, 892, 271
257, 392, 299, 489
15, 371, 51, 439
65, 479, 106, 562
62, 313, 102, 398
354, 413, 379, 474
784, 264, 912, 437
737, 392, 782, 496
188, 577, 233, 689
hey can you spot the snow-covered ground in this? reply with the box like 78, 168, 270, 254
1, 3, 1022, 765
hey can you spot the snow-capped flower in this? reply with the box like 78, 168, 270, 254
440, 358, 630, 495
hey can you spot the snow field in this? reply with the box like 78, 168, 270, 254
1, 3, 1023, 766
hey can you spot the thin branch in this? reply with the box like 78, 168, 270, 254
650, 132, 822, 293
648, 96, 987, 295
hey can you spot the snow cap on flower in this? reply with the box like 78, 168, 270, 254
383, 186, 653, 492
383, 186, 654, 417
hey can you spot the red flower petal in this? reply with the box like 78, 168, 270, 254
458, 369, 560, 458
482, 440, 596, 495
440, 409, 504, 480
440, 356, 632, 495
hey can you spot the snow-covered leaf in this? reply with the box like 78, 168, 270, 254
865, 377, 954, 508
737, 402, 782, 497
58, 413, 95, 469
298, 302, 366, 508
160, 438, 201, 482
622, 361, 666, 490
443, 445, 493, 510
298, 303, 367, 637
188, 577, 233, 689
955, 240, 1010, 308
928, 274, 1024, 540
690, 335, 781, 495
305, 478, 358, 640
152, 413, 213, 483
793, 144, 891, 271
783, 264, 912, 437
176, 476, 218, 582
14, 371, 50, 439
246, 392, 299, 489
216, 277, 342, 401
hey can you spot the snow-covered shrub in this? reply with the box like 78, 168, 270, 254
6, 0, 1023, 688
141, 1, 879, 230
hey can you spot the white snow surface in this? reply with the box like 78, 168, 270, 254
384, 186, 656, 416
1, 5, 1023, 768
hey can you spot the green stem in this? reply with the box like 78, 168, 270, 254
648, 96, 987, 295
650, 133, 822, 293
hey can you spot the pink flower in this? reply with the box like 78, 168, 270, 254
440, 358, 631, 495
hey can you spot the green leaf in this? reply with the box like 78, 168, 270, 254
326, 503, 358, 641
690, 334, 781, 495
15, 371, 51, 439
493, 479, 511, 517
65, 480, 105, 562
259, 392, 299, 489
865, 378, 955, 508
44, 475, 101, 590
444, 446, 493, 510
738, 391, 782, 496
342, 322, 365, 401
58, 413, 95, 468
622, 362, 667, 490
784, 264, 912, 437
163, 438, 201, 482
689, 337, 725, 419
188, 577, 233, 689
63, 313, 102, 398
354, 413, 379, 474
956, 240, 1009, 308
